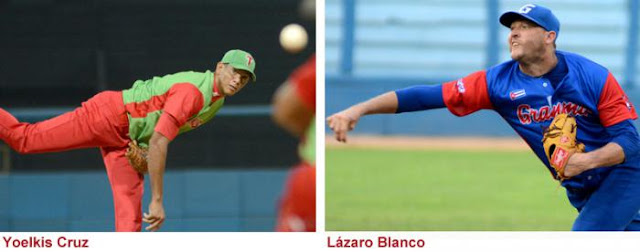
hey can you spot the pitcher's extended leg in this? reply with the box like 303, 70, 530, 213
0, 91, 129, 153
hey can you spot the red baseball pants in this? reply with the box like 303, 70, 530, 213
0, 91, 144, 231
275, 162, 316, 232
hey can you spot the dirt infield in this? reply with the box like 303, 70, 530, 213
325, 135, 530, 151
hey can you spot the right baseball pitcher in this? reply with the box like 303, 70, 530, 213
328, 4, 640, 231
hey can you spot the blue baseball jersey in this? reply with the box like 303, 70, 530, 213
430, 50, 640, 230
442, 50, 638, 180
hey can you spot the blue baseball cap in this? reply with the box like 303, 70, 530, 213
499, 4, 560, 37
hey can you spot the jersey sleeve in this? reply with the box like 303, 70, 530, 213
606, 119, 640, 165
442, 70, 493, 116
155, 83, 204, 140
597, 72, 638, 127
290, 55, 316, 111
395, 84, 445, 113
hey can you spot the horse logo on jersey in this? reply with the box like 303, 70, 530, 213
517, 102, 591, 124
509, 89, 526, 100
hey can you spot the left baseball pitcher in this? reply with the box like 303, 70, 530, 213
0, 49, 256, 232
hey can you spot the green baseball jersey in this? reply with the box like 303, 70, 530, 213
122, 70, 224, 147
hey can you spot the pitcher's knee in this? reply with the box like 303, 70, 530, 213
9, 140, 36, 154
13, 145, 30, 154
1, 127, 37, 154
3, 139, 28, 154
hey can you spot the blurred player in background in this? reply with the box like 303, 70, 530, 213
0, 49, 257, 232
327, 4, 640, 231
271, 0, 316, 232
272, 55, 315, 232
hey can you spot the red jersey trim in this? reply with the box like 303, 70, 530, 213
124, 83, 202, 118
124, 83, 204, 140
125, 94, 167, 118
155, 113, 181, 141
597, 73, 638, 127
211, 77, 223, 104
442, 71, 493, 116
213, 77, 220, 97
155, 84, 204, 140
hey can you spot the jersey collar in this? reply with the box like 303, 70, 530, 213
213, 75, 221, 97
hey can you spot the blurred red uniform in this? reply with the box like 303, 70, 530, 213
274, 55, 316, 232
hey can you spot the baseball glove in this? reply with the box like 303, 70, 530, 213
542, 113, 585, 180
126, 140, 148, 174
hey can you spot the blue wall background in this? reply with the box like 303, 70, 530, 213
0, 169, 287, 232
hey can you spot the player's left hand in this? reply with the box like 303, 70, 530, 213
143, 200, 165, 231
563, 152, 593, 178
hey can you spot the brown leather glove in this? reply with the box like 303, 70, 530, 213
542, 113, 585, 180
126, 140, 148, 174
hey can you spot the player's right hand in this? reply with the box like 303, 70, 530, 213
326, 109, 360, 143
143, 200, 165, 232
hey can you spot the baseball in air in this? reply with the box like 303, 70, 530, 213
279, 23, 308, 54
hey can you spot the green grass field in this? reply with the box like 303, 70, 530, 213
326, 147, 577, 231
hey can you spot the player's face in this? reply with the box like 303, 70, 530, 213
216, 63, 251, 96
508, 20, 547, 62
